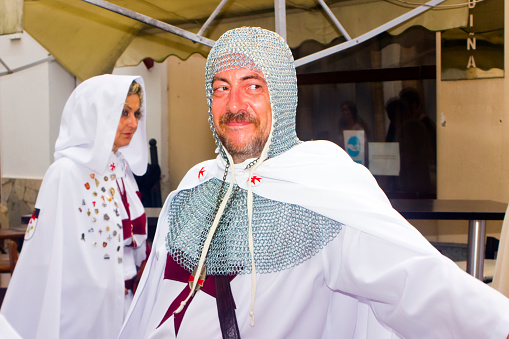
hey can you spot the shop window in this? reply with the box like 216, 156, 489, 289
293, 26, 437, 198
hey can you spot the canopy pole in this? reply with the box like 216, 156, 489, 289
317, 0, 351, 40
0, 56, 55, 77
295, 0, 446, 67
0, 58, 12, 74
82, 0, 215, 47
198, 0, 230, 36
275, 0, 287, 41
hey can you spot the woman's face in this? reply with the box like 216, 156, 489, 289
112, 94, 141, 153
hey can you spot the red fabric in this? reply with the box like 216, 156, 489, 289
158, 254, 236, 335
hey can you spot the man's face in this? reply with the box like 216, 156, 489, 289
211, 68, 272, 164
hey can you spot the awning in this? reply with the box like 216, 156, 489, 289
21, 0, 468, 80
1, 0, 23, 35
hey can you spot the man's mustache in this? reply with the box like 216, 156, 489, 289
219, 111, 259, 126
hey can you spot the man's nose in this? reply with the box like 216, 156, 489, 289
226, 87, 247, 113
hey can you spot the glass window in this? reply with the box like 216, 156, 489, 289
293, 26, 437, 198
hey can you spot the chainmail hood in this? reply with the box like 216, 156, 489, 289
205, 26, 301, 162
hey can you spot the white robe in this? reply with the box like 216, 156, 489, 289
0, 74, 149, 339
121, 141, 509, 339
0, 152, 148, 339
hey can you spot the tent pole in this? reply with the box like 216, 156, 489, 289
82, 0, 215, 47
317, 0, 351, 40
294, 0, 446, 67
198, 0, 230, 36
274, 0, 287, 41
0, 56, 55, 77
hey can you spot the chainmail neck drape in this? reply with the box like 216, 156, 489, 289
165, 178, 344, 276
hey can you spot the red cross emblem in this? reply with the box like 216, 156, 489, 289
198, 167, 207, 180
249, 175, 262, 186
110, 162, 116, 171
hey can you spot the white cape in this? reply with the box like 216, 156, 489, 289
121, 141, 509, 339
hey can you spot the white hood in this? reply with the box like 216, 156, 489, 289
54, 74, 148, 175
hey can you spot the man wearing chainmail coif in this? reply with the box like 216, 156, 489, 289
120, 27, 509, 339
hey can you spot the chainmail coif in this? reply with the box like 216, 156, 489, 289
205, 26, 301, 161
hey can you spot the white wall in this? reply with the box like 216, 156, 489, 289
0, 32, 75, 179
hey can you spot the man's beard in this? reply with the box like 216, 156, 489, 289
216, 111, 269, 162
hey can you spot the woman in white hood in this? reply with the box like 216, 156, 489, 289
0, 74, 149, 339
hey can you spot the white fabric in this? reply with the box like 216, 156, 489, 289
0, 314, 21, 339
0, 75, 149, 339
121, 141, 509, 339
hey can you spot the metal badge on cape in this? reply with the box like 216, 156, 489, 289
25, 208, 40, 240
80, 171, 122, 262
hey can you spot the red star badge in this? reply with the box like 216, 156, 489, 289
198, 167, 206, 180
110, 162, 116, 171
250, 175, 262, 185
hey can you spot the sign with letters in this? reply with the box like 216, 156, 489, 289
441, 0, 503, 80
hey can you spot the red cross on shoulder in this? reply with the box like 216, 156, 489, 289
249, 175, 262, 186
198, 167, 207, 180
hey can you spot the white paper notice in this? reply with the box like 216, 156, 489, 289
343, 130, 365, 165
368, 142, 400, 175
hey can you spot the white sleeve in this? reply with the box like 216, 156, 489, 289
324, 225, 509, 339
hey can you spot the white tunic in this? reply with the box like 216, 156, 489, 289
121, 141, 509, 339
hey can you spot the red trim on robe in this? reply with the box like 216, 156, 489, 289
158, 254, 236, 335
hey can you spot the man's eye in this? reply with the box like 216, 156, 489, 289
212, 86, 228, 96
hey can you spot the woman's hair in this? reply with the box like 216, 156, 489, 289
128, 80, 143, 107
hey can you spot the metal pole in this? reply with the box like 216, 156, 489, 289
0, 56, 55, 77
294, 0, 445, 67
274, 0, 287, 41
197, 0, 230, 36
316, 0, 351, 40
82, 0, 215, 47
0, 58, 12, 74
467, 219, 486, 280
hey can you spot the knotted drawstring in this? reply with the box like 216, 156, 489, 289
245, 127, 273, 326
174, 152, 237, 314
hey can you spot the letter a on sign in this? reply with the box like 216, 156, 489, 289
467, 55, 476, 68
